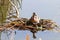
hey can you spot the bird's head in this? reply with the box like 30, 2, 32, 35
30, 12, 40, 23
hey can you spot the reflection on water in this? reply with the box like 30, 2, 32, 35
1, 29, 16, 40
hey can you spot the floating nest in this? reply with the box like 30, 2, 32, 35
0, 18, 59, 38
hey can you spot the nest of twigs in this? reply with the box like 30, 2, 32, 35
0, 18, 59, 38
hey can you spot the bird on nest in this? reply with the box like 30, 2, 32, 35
26, 12, 40, 38
26, 12, 40, 27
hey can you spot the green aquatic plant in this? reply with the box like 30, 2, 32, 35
0, 0, 22, 26
0, 0, 22, 40
0, 0, 11, 25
